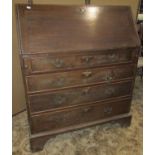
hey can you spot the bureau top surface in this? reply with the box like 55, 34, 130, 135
16, 4, 140, 54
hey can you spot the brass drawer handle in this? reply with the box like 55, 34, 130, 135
82, 71, 92, 77
53, 58, 64, 68
81, 56, 94, 63
104, 107, 113, 114
79, 8, 85, 14
83, 107, 92, 113
106, 76, 113, 81
103, 76, 113, 82
53, 95, 66, 105
109, 54, 116, 59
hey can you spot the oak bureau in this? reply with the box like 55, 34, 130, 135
16, 4, 140, 152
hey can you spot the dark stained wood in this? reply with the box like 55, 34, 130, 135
17, 5, 140, 54
30, 113, 131, 152
29, 80, 132, 113
26, 64, 135, 93
16, 4, 140, 152
30, 98, 131, 133
22, 48, 137, 75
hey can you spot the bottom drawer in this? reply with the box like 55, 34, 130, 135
30, 98, 131, 134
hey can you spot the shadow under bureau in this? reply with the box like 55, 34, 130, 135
16, 4, 140, 152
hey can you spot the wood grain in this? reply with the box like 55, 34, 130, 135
30, 98, 131, 133
16, 5, 140, 152
17, 5, 140, 54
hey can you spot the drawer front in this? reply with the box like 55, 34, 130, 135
23, 49, 138, 74
26, 64, 135, 93
30, 98, 131, 133
29, 81, 132, 113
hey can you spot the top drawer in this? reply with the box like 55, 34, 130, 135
22, 48, 138, 75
